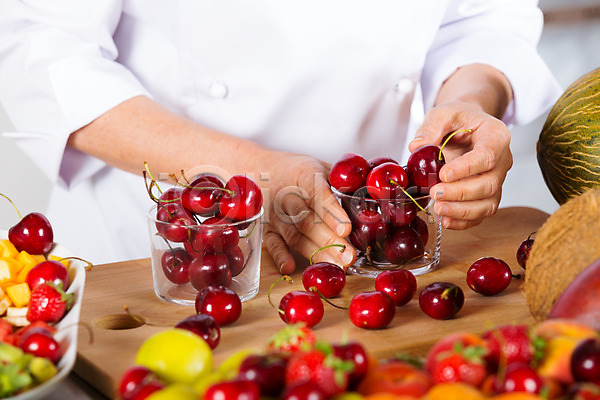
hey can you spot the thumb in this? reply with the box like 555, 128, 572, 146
408, 127, 440, 153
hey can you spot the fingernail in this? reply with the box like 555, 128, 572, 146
444, 170, 454, 182
442, 217, 451, 229
279, 262, 287, 274
342, 248, 354, 266
337, 224, 347, 236
434, 189, 444, 200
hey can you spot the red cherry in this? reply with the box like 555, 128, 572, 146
406, 145, 444, 190
302, 262, 346, 299
516, 237, 534, 269
195, 285, 242, 326
366, 162, 409, 200
238, 353, 289, 397
155, 202, 196, 243
572, 338, 600, 384
339, 186, 379, 218
380, 194, 417, 227
283, 380, 325, 400
218, 175, 263, 222
329, 152, 370, 194
333, 341, 369, 388
383, 227, 425, 264
410, 216, 429, 246
279, 291, 324, 328
181, 176, 224, 216
8, 212, 54, 255
204, 379, 261, 400
130, 382, 165, 400
466, 257, 512, 296
157, 187, 183, 206
25, 260, 69, 291
348, 209, 389, 253
188, 253, 232, 290
175, 313, 220, 349
20, 331, 61, 363
227, 245, 245, 277
368, 156, 398, 169
118, 366, 158, 400
160, 248, 192, 284
187, 216, 240, 255
498, 364, 544, 394
349, 291, 395, 329
419, 282, 464, 320
374, 270, 417, 306
482, 324, 533, 369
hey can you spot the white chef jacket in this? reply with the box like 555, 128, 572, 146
0, 0, 561, 264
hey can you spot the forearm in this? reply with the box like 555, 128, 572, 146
67, 95, 273, 178
435, 63, 513, 120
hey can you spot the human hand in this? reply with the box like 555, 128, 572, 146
258, 152, 356, 274
408, 100, 513, 230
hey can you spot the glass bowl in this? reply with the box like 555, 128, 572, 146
147, 205, 263, 305
332, 186, 441, 277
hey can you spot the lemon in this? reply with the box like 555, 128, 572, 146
135, 328, 213, 384
216, 348, 257, 380
146, 383, 198, 400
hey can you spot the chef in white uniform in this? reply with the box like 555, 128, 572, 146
0, 1, 561, 273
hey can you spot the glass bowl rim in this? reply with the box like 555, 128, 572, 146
330, 185, 431, 203
148, 204, 264, 228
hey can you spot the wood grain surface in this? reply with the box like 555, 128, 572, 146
74, 207, 549, 398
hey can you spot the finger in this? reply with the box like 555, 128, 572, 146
263, 230, 296, 275
440, 129, 511, 183
431, 172, 503, 202
434, 195, 500, 222
440, 216, 484, 230
301, 171, 353, 238
270, 207, 356, 268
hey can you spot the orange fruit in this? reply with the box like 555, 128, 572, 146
421, 382, 486, 400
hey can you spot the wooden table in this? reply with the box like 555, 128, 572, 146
73, 207, 548, 398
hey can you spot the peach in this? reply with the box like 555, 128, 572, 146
420, 382, 486, 400
532, 319, 598, 385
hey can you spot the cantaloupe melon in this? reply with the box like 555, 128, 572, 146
537, 67, 600, 204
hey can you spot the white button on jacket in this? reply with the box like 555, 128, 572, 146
0, 0, 561, 264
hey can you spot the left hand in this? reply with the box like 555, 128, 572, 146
408, 99, 513, 230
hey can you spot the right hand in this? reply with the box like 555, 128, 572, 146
257, 152, 356, 274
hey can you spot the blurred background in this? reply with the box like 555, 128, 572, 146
1, 0, 600, 229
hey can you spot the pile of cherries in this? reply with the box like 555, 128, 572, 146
329, 147, 443, 266
148, 172, 263, 291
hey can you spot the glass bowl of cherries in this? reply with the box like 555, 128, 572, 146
146, 172, 263, 306
329, 148, 446, 278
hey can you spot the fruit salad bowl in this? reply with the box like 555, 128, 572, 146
0, 230, 86, 400
332, 187, 441, 277
147, 206, 263, 306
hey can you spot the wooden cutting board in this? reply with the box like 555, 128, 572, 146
74, 207, 548, 398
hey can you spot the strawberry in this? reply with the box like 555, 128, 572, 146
26, 282, 74, 323
267, 323, 316, 354
482, 324, 535, 371
285, 342, 354, 398
431, 348, 488, 387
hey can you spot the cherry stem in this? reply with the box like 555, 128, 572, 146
388, 180, 430, 215
144, 161, 163, 195
512, 273, 522, 280
308, 286, 348, 310
124, 305, 147, 326
240, 221, 257, 239
56, 256, 94, 272
309, 244, 346, 265
267, 275, 294, 312
441, 286, 458, 300
0, 193, 23, 219
438, 129, 473, 161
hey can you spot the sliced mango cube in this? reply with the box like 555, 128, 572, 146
6, 284, 30, 308
16, 262, 37, 283
47, 254, 70, 269
0, 240, 18, 259
0, 258, 18, 283
16, 251, 45, 269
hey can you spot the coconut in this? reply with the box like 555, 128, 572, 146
523, 188, 600, 321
